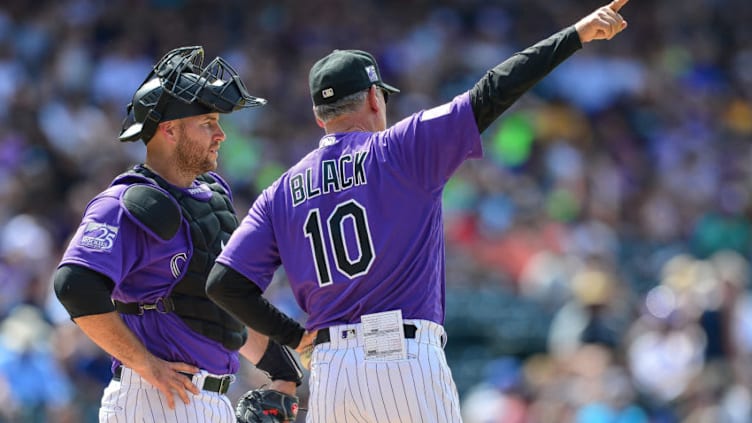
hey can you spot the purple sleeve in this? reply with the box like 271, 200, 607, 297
379, 92, 482, 192
216, 188, 280, 291
59, 189, 141, 285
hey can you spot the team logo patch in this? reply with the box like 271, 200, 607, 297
341, 329, 356, 339
80, 222, 119, 252
322, 88, 334, 99
365, 65, 378, 82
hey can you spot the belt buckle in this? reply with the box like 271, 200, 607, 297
139, 297, 173, 314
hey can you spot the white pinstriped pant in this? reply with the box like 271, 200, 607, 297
307, 319, 463, 423
99, 366, 235, 423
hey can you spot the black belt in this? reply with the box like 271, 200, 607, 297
314, 324, 417, 346
114, 297, 175, 315
113, 366, 232, 394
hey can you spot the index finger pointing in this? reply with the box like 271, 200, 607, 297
609, 0, 629, 12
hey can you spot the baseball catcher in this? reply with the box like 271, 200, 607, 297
236, 389, 299, 423
53, 44, 302, 422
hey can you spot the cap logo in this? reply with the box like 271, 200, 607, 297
322, 88, 334, 99
365, 65, 378, 82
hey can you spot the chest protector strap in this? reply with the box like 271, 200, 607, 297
115, 166, 247, 350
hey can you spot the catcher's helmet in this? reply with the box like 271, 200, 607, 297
119, 46, 266, 143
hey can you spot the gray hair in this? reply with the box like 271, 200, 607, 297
313, 90, 368, 122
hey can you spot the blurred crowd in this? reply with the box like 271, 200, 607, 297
0, 0, 751, 422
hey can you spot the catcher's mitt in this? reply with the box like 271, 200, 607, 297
236, 389, 299, 423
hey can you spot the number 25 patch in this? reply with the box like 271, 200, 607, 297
80, 221, 119, 252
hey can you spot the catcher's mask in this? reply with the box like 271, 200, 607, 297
119, 45, 266, 143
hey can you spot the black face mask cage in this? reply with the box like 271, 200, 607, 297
118, 45, 267, 143
155, 46, 266, 112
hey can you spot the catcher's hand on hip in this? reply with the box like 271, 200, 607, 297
132, 357, 200, 410
236, 389, 299, 423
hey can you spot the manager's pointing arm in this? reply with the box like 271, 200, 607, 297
575, 0, 630, 43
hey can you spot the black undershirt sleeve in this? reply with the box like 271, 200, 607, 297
206, 263, 305, 349
54, 264, 116, 318
470, 26, 583, 133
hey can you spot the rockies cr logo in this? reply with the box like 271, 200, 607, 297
170, 252, 188, 279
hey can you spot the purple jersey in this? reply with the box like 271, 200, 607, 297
217, 92, 482, 330
59, 175, 241, 375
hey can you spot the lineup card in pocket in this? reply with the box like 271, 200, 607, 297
361, 310, 407, 360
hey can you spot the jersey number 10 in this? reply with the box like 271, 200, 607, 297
303, 200, 375, 286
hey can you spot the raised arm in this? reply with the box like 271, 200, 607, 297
470, 0, 630, 132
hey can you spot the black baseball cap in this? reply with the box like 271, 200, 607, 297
309, 49, 399, 106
